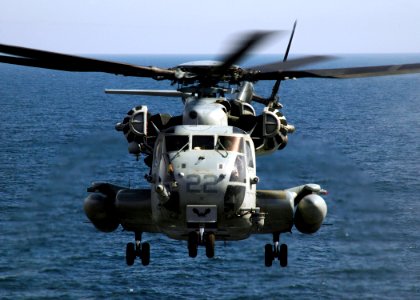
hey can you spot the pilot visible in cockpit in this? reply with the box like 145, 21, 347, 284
218, 136, 242, 152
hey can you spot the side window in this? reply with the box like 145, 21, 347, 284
153, 141, 162, 167
229, 155, 246, 183
245, 141, 254, 168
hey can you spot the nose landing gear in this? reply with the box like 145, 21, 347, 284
265, 232, 288, 267
205, 232, 215, 258
126, 232, 150, 266
188, 231, 198, 258
187, 229, 216, 258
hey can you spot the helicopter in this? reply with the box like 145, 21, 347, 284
1, 23, 420, 268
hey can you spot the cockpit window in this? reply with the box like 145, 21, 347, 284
245, 141, 254, 168
165, 135, 189, 152
229, 155, 246, 183
153, 140, 162, 167
192, 136, 215, 150
218, 136, 243, 153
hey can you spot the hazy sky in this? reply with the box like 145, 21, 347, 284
1, 0, 419, 55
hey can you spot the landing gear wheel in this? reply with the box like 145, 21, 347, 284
125, 232, 151, 267
188, 232, 198, 258
141, 242, 150, 266
265, 233, 289, 267
279, 243, 288, 267
205, 233, 215, 258
126, 242, 135, 266
264, 244, 273, 267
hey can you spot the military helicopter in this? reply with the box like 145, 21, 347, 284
1, 23, 420, 268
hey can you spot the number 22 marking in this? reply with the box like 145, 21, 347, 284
186, 174, 218, 193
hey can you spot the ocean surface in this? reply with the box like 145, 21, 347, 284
0, 54, 419, 299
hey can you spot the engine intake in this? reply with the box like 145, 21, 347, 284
115, 105, 148, 144
115, 105, 177, 158
253, 107, 294, 155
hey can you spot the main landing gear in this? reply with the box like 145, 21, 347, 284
126, 232, 150, 266
265, 232, 288, 267
188, 228, 216, 258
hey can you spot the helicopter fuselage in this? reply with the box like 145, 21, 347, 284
150, 125, 260, 241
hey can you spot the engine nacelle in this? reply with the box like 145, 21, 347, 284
115, 106, 176, 158
115, 105, 148, 144
253, 107, 294, 155
294, 194, 327, 234
84, 193, 119, 232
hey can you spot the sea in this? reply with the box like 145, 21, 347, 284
0, 54, 419, 299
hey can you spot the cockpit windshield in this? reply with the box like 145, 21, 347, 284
192, 136, 215, 150
165, 134, 244, 153
217, 136, 243, 153
165, 135, 189, 152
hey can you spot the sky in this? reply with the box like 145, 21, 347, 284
1, 0, 419, 55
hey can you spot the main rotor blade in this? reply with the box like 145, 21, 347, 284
247, 55, 334, 73
268, 20, 298, 102
0, 44, 175, 79
105, 89, 187, 97
282, 20, 297, 62
216, 31, 284, 74
250, 63, 420, 80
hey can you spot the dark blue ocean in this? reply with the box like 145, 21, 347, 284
0, 54, 419, 299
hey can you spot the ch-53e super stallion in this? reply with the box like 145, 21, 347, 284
2, 23, 420, 267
